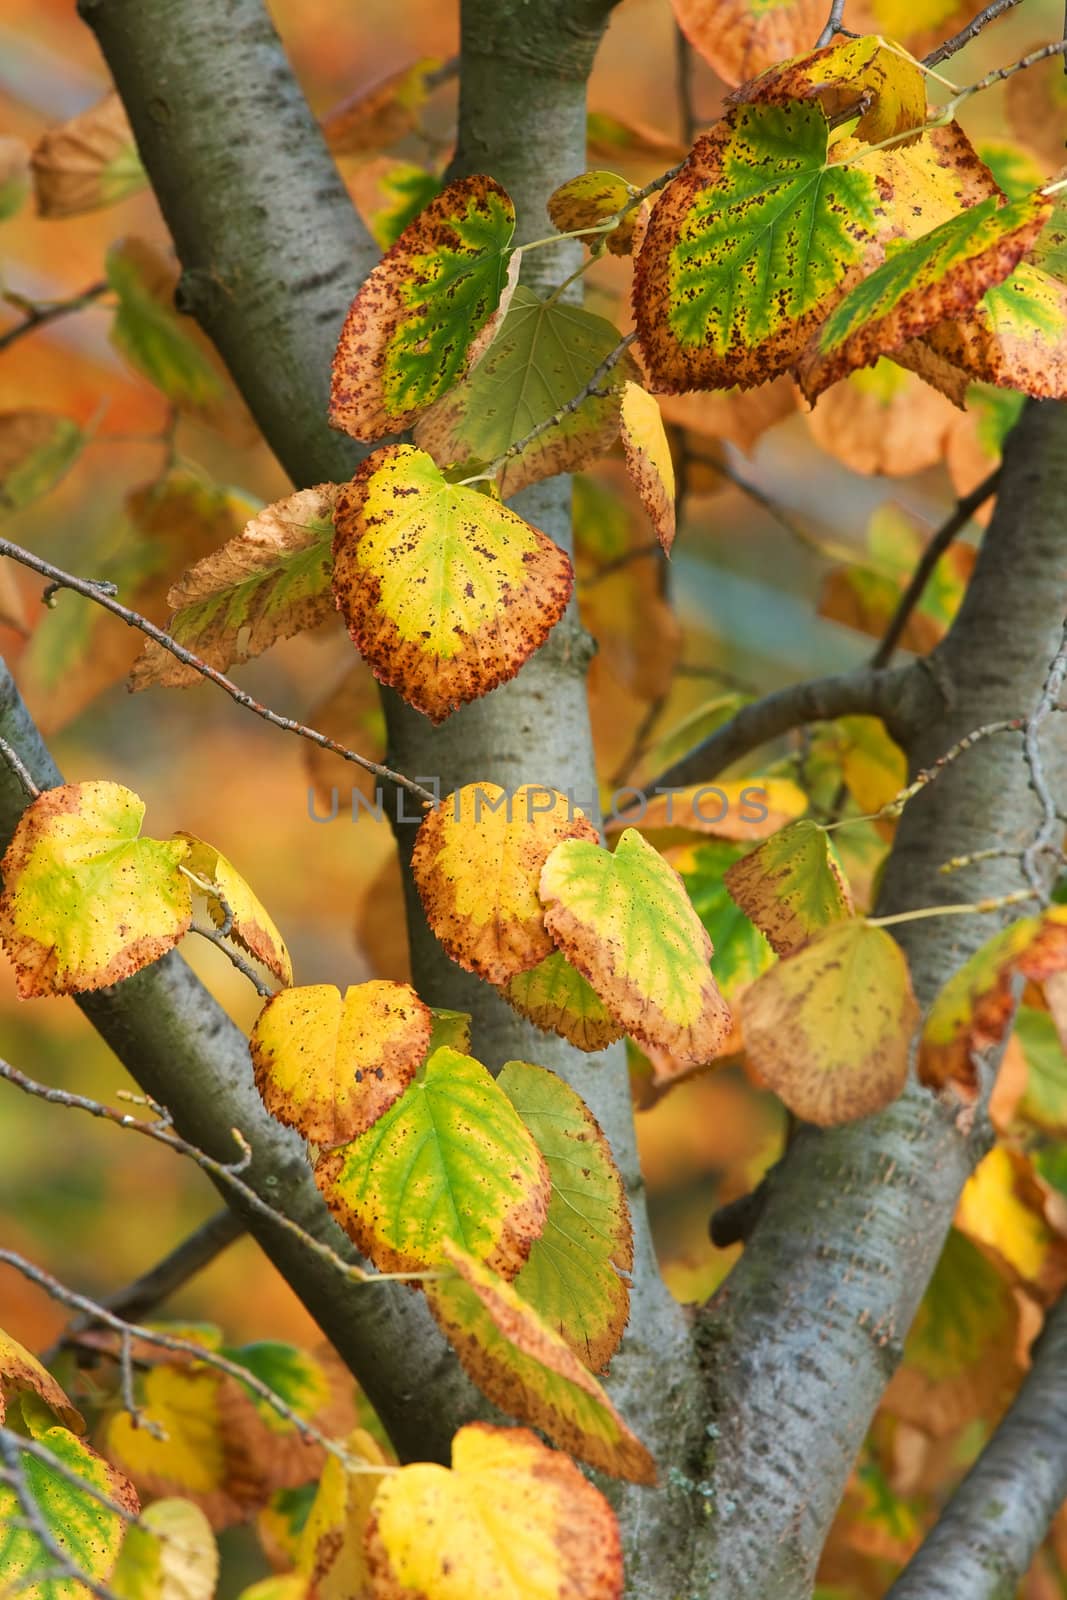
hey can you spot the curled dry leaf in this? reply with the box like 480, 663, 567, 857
0, 781, 191, 998
366, 1423, 625, 1599
634, 102, 889, 393
503, 951, 625, 1052
251, 980, 431, 1147
728, 35, 926, 147
0, 1327, 84, 1432
427, 1245, 656, 1485
411, 782, 598, 986
539, 828, 732, 1067
331, 445, 574, 723
179, 834, 292, 987
131, 485, 341, 690
546, 169, 642, 255
619, 382, 675, 553
724, 819, 854, 958
329, 174, 517, 440
740, 919, 919, 1126
30, 89, 144, 217
314, 1046, 550, 1278
670, 0, 825, 87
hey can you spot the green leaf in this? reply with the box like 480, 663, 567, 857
635, 101, 886, 391
799, 192, 1052, 398
106, 240, 223, 409
414, 286, 629, 497
314, 1046, 550, 1277
724, 820, 853, 958
330, 175, 517, 441
670, 838, 775, 997
499, 1060, 632, 1371
0, 413, 83, 511
1013, 1005, 1067, 1133
222, 1343, 331, 1435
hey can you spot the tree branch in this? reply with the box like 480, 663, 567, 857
923, 0, 1025, 68
0, 282, 108, 353
80, 1208, 244, 1327
886, 1290, 1067, 1600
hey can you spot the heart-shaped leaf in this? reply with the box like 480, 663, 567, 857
724, 819, 853, 957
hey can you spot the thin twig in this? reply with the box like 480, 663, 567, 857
871, 468, 1001, 669
945, 36, 1067, 111
923, 0, 1025, 68
191, 921, 274, 996
675, 25, 699, 145
815, 0, 847, 49
0, 734, 40, 800
0, 537, 435, 807
0, 282, 109, 355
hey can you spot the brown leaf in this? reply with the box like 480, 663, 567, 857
30, 90, 144, 217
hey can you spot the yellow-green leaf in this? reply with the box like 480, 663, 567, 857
635, 101, 888, 392
724, 820, 854, 957
0, 412, 84, 512
411, 783, 598, 985
251, 980, 431, 1146
500, 1061, 632, 1372
130, 485, 340, 689
503, 951, 625, 1052
0, 1330, 83, 1433
427, 1247, 656, 1484
619, 382, 675, 553
180, 833, 292, 987
546, 169, 641, 255
836, 714, 908, 815
741, 919, 919, 1124
332, 445, 574, 723
730, 35, 926, 146
1014, 1005, 1067, 1133
367, 1423, 624, 1599
107, 239, 224, 410
314, 1046, 550, 1277
539, 828, 732, 1066
330, 174, 517, 440
413, 287, 630, 498
922, 259, 1067, 400
0, 782, 191, 998
30, 91, 145, 218
111, 1499, 218, 1600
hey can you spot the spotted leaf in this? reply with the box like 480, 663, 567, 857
546, 169, 642, 255
729, 34, 926, 147
503, 951, 625, 1052
724, 820, 854, 957
619, 382, 675, 552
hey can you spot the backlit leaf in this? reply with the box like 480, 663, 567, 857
546, 169, 641, 255
321, 58, 440, 155
0, 1329, 83, 1432
634, 102, 887, 392
315, 1046, 550, 1277
499, 1060, 632, 1372
799, 193, 1051, 399
111, 1499, 218, 1600
180, 834, 292, 987
107, 239, 224, 410
331, 445, 574, 723
130, 486, 340, 689
724, 820, 854, 957
330, 175, 517, 440
503, 952, 625, 1052
31, 90, 145, 217
251, 981, 431, 1147
729, 35, 926, 147
0, 1422, 139, 1599
670, 0, 825, 86
0, 412, 83, 511
539, 828, 732, 1066
411, 783, 597, 986
414, 287, 630, 498
921, 261, 1067, 399
619, 382, 675, 553
740, 919, 919, 1125
0, 781, 191, 998
669, 839, 775, 998
427, 1247, 656, 1484
367, 1422, 625, 1598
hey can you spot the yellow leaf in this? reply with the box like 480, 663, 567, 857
411, 784, 598, 985
730, 34, 926, 146
0, 782, 191, 998
368, 1422, 624, 1598
332, 445, 574, 723
740, 919, 919, 1125
619, 383, 675, 553
957, 1146, 1058, 1289
546, 169, 642, 256
180, 833, 292, 987
297, 1429, 388, 1600
251, 981, 431, 1146
0, 1329, 83, 1432
837, 715, 907, 815
111, 1499, 218, 1600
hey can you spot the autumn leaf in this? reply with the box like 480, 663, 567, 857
836, 714, 908, 816
1012, 1005, 1067, 1134
250, 981, 431, 1147
411, 783, 598, 985
724, 820, 854, 957
363, 161, 445, 250
0, 782, 191, 998
670, 0, 825, 87
331, 445, 574, 723
107, 239, 225, 411
503, 951, 625, 1052
1005, 40, 1067, 173
729, 35, 926, 146
799, 193, 1052, 400
615, 777, 808, 840
315, 1046, 550, 1278
0, 1329, 84, 1432
819, 502, 974, 651
30, 90, 145, 217
179, 834, 292, 987
669, 839, 775, 999
546, 169, 642, 255
957, 1144, 1067, 1299
0, 1420, 139, 1598
320, 58, 441, 155
634, 101, 888, 392
586, 111, 687, 168
656, 375, 796, 452
499, 1061, 632, 1371
414, 288, 632, 498
619, 382, 675, 553
0, 412, 83, 511
539, 828, 732, 1066
803, 358, 960, 476
111, 1499, 218, 1600
130, 486, 341, 690
920, 260, 1067, 400
330, 175, 517, 440
740, 920, 919, 1125
427, 1247, 656, 1484
367, 1422, 625, 1598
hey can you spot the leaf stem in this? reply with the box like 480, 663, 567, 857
869, 889, 1038, 928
